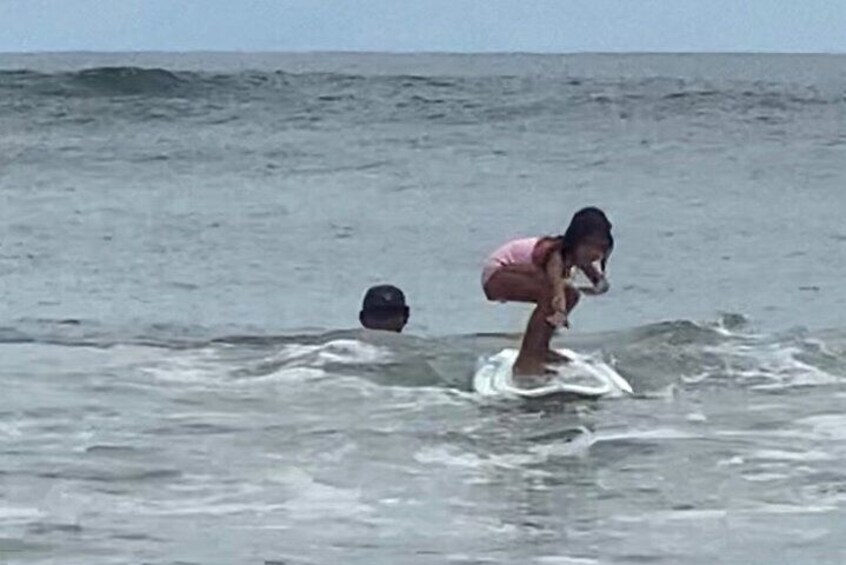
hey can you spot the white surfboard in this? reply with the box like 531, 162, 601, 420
473, 348, 633, 399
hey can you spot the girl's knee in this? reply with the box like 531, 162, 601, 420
538, 283, 555, 306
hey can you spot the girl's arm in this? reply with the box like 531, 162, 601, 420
546, 253, 567, 308
578, 260, 610, 295
534, 238, 573, 325
546, 253, 580, 327
579, 260, 604, 285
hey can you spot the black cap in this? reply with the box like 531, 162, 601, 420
361, 284, 407, 313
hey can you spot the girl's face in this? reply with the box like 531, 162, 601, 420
575, 236, 609, 267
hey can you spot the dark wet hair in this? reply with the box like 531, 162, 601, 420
559, 207, 614, 267
359, 284, 409, 332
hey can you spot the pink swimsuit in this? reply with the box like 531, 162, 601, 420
481, 237, 540, 286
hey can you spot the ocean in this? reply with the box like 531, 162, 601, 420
1, 52, 845, 564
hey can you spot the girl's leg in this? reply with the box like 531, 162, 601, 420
514, 285, 581, 376
513, 302, 555, 375
483, 264, 548, 303
483, 266, 582, 377
544, 285, 581, 362
483, 265, 552, 375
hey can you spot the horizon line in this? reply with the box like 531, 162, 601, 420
2, 49, 846, 56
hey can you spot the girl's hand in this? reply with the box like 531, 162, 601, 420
546, 310, 569, 328
547, 293, 570, 327
551, 293, 567, 313
580, 276, 610, 296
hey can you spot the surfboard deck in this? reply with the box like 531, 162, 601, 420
473, 347, 633, 398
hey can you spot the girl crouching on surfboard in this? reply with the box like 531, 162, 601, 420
481, 207, 613, 377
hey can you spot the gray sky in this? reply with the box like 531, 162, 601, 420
3, 0, 846, 53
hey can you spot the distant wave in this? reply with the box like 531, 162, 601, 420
71, 66, 187, 95
1, 67, 842, 114
0, 67, 193, 97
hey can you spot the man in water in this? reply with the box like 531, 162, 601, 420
359, 284, 409, 333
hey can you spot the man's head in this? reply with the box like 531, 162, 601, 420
359, 284, 409, 333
